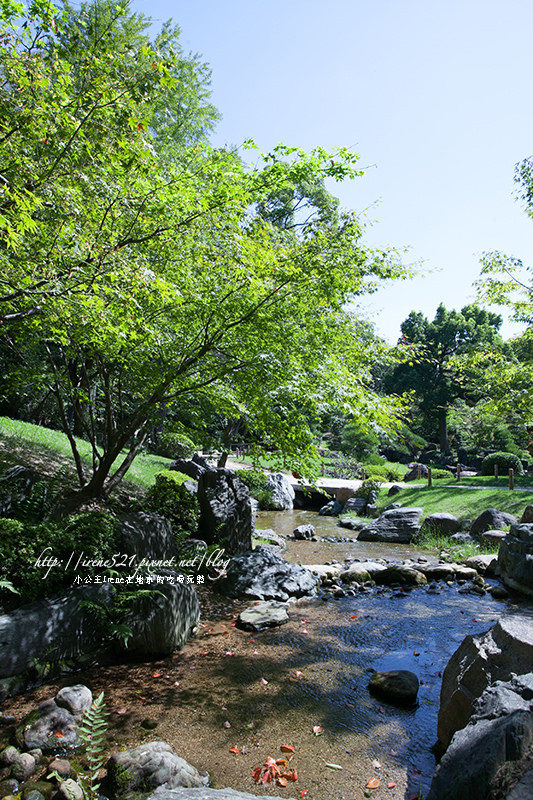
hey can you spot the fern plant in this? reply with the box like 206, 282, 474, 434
77, 692, 109, 800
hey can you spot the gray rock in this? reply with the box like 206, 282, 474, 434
216, 546, 319, 601
436, 612, 533, 755
306, 563, 344, 581
48, 759, 71, 778
181, 480, 198, 496
368, 669, 419, 705
498, 523, 533, 596
293, 524, 315, 540
507, 768, 533, 800
122, 573, 200, 657
318, 500, 343, 516
25, 791, 45, 800
10, 753, 36, 781
148, 787, 290, 800
237, 601, 290, 631
374, 564, 427, 586
0, 780, 19, 797
339, 564, 372, 583
422, 513, 461, 535
106, 742, 208, 794
519, 504, 533, 524
387, 484, 402, 495
170, 454, 211, 480
358, 507, 423, 543
252, 529, 286, 551
0, 466, 44, 517
197, 469, 252, 555
428, 674, 533, 800
55, 685, 92, 716
264, 473, 295, 510
463, 554, 498, 575
120, 512, 176, 562
489, 584, 509, 599
450, 532, 476, 544
337, 516, 363, 531
58, 780, 84, 800
471, 508, 517, 534
342, 497, 367, 514
403, 463, 429, 481
0, 747, 19, 767
418, 562, 456, 581
16, 699, 80, 752
480, 529, 507, 545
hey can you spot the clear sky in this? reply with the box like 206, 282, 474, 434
133, 0, 533, 342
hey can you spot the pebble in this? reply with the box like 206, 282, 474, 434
48, 759, 71, 778
11, 753, 37, 781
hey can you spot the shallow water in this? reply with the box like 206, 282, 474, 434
254, 509, 520, 797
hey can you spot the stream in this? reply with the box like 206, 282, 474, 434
252, 508, 520, 798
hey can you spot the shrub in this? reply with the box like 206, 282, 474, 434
234, 469, 274, 509
430, 468, 452, 480
354, 479, 382, 501
154, 429, 196, 459
481, 451, 525, 477
364, 464, 406, 482
145, 470, 200, 542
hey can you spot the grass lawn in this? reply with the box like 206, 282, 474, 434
381, 483, 533, 522
0, 416, 173, 491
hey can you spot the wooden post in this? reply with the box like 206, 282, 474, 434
509, 468, 514, 491
417, 464, 421, 480
321, 461, 325, 476
361, 468, 366, 481
494, 464, 498, 480
428, 467, 432, 488
456, 464, 461, 482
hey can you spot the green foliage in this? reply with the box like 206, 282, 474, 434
233, 468, 275, 510
0, 511, 120, 607
339, 420, 380, 459
429, 468, 452, 480
154, 429, 196, 460
481, 451, 525, 477
145, 470, 199, 542
363, 463, 405, 482
77, 691, 109, 800
354, 479, 381, 501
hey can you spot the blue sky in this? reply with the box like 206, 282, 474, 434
133, 0, 533, 342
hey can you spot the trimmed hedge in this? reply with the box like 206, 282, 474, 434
481, 451, 524, 477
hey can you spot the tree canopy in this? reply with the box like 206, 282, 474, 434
0, 0, 409, 504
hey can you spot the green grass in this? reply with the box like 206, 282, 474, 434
380, 484, 533, 522
0, 416, 174, 490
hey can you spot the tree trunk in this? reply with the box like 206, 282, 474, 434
438, 406, 449, 453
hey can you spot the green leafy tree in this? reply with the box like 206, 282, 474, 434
385, 304, 503, 452
2, 1, 409, 508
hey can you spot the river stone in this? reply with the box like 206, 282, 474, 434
237, 601, 290, 631
22, 783, 54, 800
0, 747, 19, 767
15, 698, 81, 752
318, 499, 343, 517
107, 742, 208, 794
215, 546, 319, 601
58, 781, 83, 800
253, 529, 286, 551
373, 564, 427, 586
293, 524, 315, 540
463, 554, 498, 575
337, 516, 363, 531
334, 487, 356, 504
342, 497, 367, 515
422, 513, 461, 535
10, 753, 36, 781
417, 563, 455, 581
148, 787, 290, 800
339, 564, 372, 583
403, 463, 428, 481
480, 529, 507, 545
428, 674, 533, 800
197, 469, 253, 554
358, 507, 423, 543
265, 473, 295, 510
368, 670, 419, 705
436, 612, 533, 755
450, 532, 476, 544
119, 512, 176, 562
0, 781, 19, 798
48, 759, 71, 778
306, 563, 344, 581
55, 685, 92, 716
471, 508, 517, 534
498, 523, 533, 596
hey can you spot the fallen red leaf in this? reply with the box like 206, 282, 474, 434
350, 615, 358, 619
261, 771, 272, 784
366, 777, 380, 789
222, 631, 230, 636
413, 651, 420, 656
300, 792, 308, 798
55, 730, 63, 737
387, 782, 397, 788
301, 629, 309, 634
280, 744, 295, 753
223, 721, 231, 728
276, 758, 288, 766
152, 672, 161, 678
312, 725, 324, 735
252, 766, 262, 782
277, 776, 288, 787
229, 746, 240, 754
260, 678, 269, 685
285, 769, 298, 781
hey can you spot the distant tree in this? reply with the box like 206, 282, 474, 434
385, 304, 503, 452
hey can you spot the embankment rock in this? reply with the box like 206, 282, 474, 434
422, 513, 461, 535
148, 787, 290, 800
216, 546, 319, 601
197, 469, 253, 554
498, 523, 533, 596
471, 508, 517, 535
265, 473, 294, 510
106, 742, 208, 794
358, 507, 423, 543
237, 601, 290, 631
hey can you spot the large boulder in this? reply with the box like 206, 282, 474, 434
106, 742, 208, 794
170, 454, 212, 481
215, 546, 319, 601
435, 612, 533, 755
428, 673, 533, 800
122, 574, 200, 656
373, 564, 427, 586
237, 600, 290, 631
498, 523, 533, 596
15, 685, 92, 752
197, 469, 253, 555
358, 507, 423, 543
422, 513, 461, 536
293, 524, 315, 540
265, 473, 295, 510
471, 508, 517, 535
0, 465, 46, 518
520, 504, 533, 523
403, 463, 429, 481
119, 512, 176, 562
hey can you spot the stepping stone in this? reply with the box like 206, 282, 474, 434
237, 600, 290, 631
